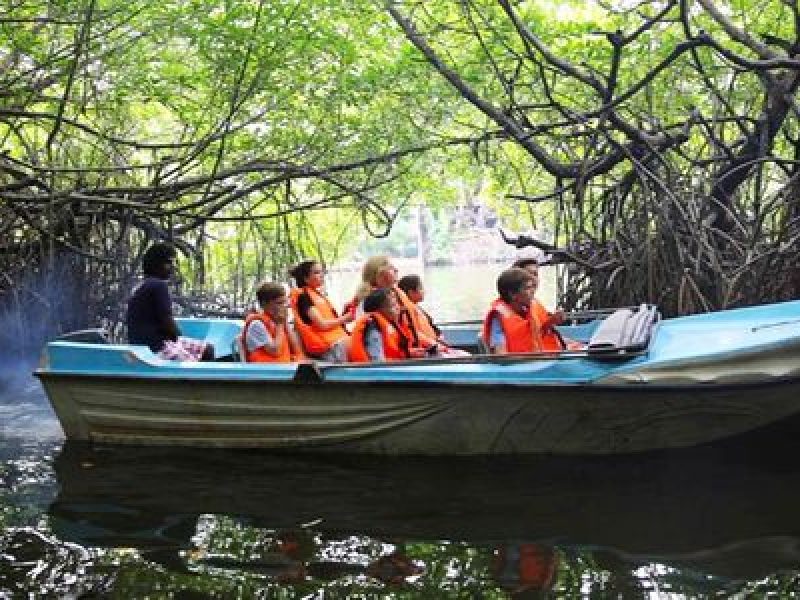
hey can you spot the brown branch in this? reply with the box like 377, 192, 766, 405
46, 0, 96, 151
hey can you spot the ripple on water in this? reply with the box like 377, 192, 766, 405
0, 362, 62, 442
0, 527, 104, 598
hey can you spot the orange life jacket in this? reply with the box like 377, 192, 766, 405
492, 543, 558, 592
394, 286, 437, 348
242, 312, 297, 363
481, 298, 565, 353
289, 287, 349, 356
482, 298, 537, 353
531, 299, 565, 352
348, 312, 410, 362
398, 302, 441, 348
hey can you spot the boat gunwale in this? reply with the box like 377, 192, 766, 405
34, 328, 800, 387
33, 369, 800, 393
35, 302, 800, 388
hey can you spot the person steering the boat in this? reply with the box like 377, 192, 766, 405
481, 267, 556, 354
126, 242, 214, 362
242, 282, 305, 363
288, 260, 353, 363
348, 287, 426, 362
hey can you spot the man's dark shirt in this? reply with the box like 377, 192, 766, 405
126, 277, 173, 352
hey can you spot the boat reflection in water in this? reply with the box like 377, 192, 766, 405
44, 429, 800, 597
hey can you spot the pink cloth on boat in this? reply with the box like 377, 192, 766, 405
158, 337, 207, 362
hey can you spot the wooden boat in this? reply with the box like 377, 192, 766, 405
34, 300, 800, 455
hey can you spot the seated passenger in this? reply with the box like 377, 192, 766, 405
126, 242, 214, 361
348, 288, 425, 362
512, 258, 583, 351
397, 274, 470, 357
350, 256, 438, 355
242, 282, 304, 363
481, 267, 549, 354
289, 260, 353, 363
349, 255, 398, 316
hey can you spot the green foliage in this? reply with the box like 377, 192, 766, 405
4, 0, 800, 316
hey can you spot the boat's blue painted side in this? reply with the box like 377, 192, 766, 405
321, 354, 618, 385
622, 300, 800, 367
42, 342, 298, 381
40, 340, 619, 384
38, 300, 800, 387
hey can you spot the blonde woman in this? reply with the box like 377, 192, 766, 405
350, 255, 399, 316
347, 255, 430, 357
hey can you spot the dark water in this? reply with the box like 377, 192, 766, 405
3, 364, 800, 598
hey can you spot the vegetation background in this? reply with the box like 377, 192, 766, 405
3, 0, 800, 353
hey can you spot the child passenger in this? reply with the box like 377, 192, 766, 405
242, 282, 304, 363
397, 274, 470, 357
481, 267, 551, 354
512, 258, 582, 351
348, 288, 426, 362
289, 260, 353, 363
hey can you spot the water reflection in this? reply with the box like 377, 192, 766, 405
3, 434, 792, 597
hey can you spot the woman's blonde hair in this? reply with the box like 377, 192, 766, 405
354, 255, 392, 301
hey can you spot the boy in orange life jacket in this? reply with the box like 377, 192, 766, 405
242, 282, 304, 363
348, 288, 425, 362
397, 274, 471, 357
512, 257, 583, 351
481, 267, 540, 354
396, 274, 441, 342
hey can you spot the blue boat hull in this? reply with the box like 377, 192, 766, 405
35, 300, 800, 454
